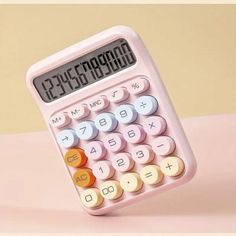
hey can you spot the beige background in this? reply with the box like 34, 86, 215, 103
0, 5, 236, 133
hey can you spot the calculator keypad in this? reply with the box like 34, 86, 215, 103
51, 77, 185, 210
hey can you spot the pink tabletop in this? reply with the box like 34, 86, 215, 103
0, 114, 235, 233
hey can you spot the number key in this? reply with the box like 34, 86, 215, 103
114, 104, 138, 124
95, 113, 118, 132
84, 141, 106, 160
103, 133, 126, 152
123, 124, 146, 144
92, 161, 115, 180
131, 145, 155, 164
80, 188, 103, 208
111, 153, 134, 172
99, 180, 123, 200
75, 121, 98, 140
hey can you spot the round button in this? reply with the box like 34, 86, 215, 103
64, 148, 87, 168
140, 165, 164, 185
143, 116, 167, 136
75, 121, 98, 140
50, 113, 71, 128
80, 188, 103, 208
87, 95, 109, 112
84, 141, 106, 160
99, 180, 123, 200
123, 124, 146, 144
134, 95, 158, 115
151, 136, 176, 156
72, 168, 96, 188
56, 129, 79, 149
114, 104, 138, 124
131, 145, 155, 164
95, 113, 118, 132
112, 153, 134, 172
127, 78, 150, 95
92, 161, 115, 180
107, 87, 129, 103
103, 133, 126, 152
120, 173, 143, 192
160, 156, 185, 177
67, 104, 90, 120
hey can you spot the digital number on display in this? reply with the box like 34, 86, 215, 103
33, 39, 136, 102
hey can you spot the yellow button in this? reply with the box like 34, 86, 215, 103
120, 173, 143, 192
64, 148, 87, 168
73, 168, 96, 188
160, 156, 185, 177
140, 165, 164, 185
99, 180, 123, 200
80, 188, 103, 208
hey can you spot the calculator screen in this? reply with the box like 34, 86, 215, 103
33, 39, 136, 103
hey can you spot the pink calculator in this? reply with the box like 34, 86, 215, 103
26, 25, 197, 215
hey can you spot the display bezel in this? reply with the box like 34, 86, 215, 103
33, 38, 137, 103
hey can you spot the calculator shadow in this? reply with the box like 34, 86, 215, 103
115, 170, 236, 217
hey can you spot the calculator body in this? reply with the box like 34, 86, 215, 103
26, 25, 197, 215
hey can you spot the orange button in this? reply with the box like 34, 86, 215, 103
64, 148, 87, 168
73, 168, 96, 188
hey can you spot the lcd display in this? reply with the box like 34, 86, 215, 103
33, 39, 136, 103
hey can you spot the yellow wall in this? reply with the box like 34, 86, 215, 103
0, 5, 236, 133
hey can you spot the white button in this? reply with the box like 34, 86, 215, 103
87, 95, 109, 112
151, 136, 176, 156
49, 113, 71, 128
114, 104, 138, 124
134, 96, 158, 115
99, 180, 123, 200
111, 153, 134, 172
127, 78, 150, 95
75, 121, 98, 140
120, 173, 143, 192
95, 113, 118, 132
160, 156, 185, 177
140, 165, 164, 185
56, 129, 78, 149
80, 188, 103, 208
107, 87, 129, 103
67, 104, 90, 120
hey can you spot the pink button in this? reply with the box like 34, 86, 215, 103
143, 116, 167, 136
126, 78, 150, 95
87, 95, 109, 112
84, 141, 107, 160
92, 161, 115, 180
111, 153, 134, 172
131, 145, 155, 164
107, 87, 129, 103
123, 124, 146, 144
103, 133, 126, 152
151, 136, 176, 156
49, 112, 71, 128
67, 104, 90, 120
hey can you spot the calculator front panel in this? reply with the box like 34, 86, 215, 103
26, 26, 196, 215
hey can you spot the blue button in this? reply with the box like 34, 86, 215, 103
95, 113, 118, 132
114, 104, 138, 124
75, 121, 98, 140
134, 96, 158, 115
56, 129, 79, 149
